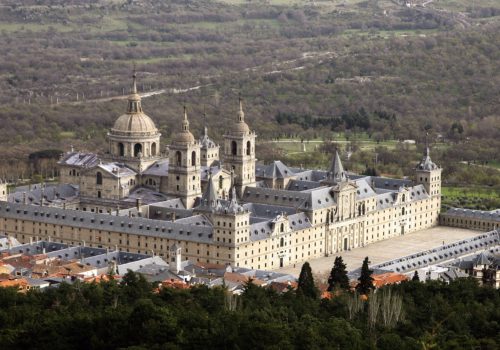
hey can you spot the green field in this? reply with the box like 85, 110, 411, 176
442, 186, 500, 211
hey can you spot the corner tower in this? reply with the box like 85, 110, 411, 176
106, 72, 161, 172
223, 97, 256, 196
166, 106, 202, 208
415, 136, 441, 198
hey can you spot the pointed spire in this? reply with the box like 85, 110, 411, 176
203, 108, 208, 137
200, 170, 218, 208
417, 133, 438, 170
227, 168, 242, 212
126, 69, 142, 114
131, 67, 138, 94
182, 105, 190, 132
228, 169, 235, 200
424, 132, 430, 157
237, 94, 244, 123
328, 150, 347, 183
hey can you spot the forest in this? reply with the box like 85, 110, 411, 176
0, 0, 498, 197
0, 268, 498, 350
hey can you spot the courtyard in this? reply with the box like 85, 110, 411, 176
276, 226, 483, 277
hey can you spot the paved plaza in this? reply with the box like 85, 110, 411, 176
276, 226, 483, 277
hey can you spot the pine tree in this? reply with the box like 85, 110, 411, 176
412, 271, 420, 282
297, 262, 319, 299
356, 257, 374, 295
327, 256, 350, 291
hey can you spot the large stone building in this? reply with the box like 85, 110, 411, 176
0, 73, 444, 270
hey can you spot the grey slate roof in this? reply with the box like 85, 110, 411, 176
256, 161, 294, 179
143, 159, 169, 176
242, 203, 297, 220
122, 187, 169, 204
375, 192, 396, 210
0, 201, 214, 244
439, 266, 469, 282
58, 151, 100, 168
9, 184, 79, 206
249, 212, 312, 242
286, 180, 323, 192
98, 162, 137, 178
174, 214, 212, 227
298, 186, 336, 210
443, 208, 500, 223
366, 230, 500, 275
150, 198, 186, 209
354, 179, 376, 200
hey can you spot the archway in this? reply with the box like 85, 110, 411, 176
176, 151, 182, 166
191, 151, 196, 166
151, 142, 157, 156
231, 141, 237, 156
118, 143, 125, 157
246, 141, 251, 156
134, 143, 142, 157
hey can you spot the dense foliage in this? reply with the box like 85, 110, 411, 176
0, 271, 498, 349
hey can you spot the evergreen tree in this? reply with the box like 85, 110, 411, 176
356, 257, 374, 295
297, 262, 319, 299
412, 271, 420, 282
327, 256, 350, 291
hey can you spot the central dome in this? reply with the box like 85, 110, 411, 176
110, 77, 159, 136
112, 111, 158, 135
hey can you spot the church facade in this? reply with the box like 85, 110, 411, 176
0, 73, 442, 270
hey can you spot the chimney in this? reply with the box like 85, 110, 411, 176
136, 198, 141, 210
172, 212, 176, 222
22, 192, 27, 205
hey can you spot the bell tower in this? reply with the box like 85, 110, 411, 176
166, 106, 202, 208
223, 97, 256, 197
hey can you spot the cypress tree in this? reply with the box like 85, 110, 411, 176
356, 257, 374, 295
412, 271, 420, 282
327, 256, 350, 291
297, 262, 319, 299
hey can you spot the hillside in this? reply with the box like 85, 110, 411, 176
0, 0, 498, 191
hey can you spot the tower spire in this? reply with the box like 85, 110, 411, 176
126, 69, 142, 114
203, 107, 208, 137
182, 105, 190, 132
327, 150, 347, 183
131, 67, 137, 94
425, 132, 429, 157
200, 170, 218, 208
228, 169, 235, 201
237, 94, 244, 123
